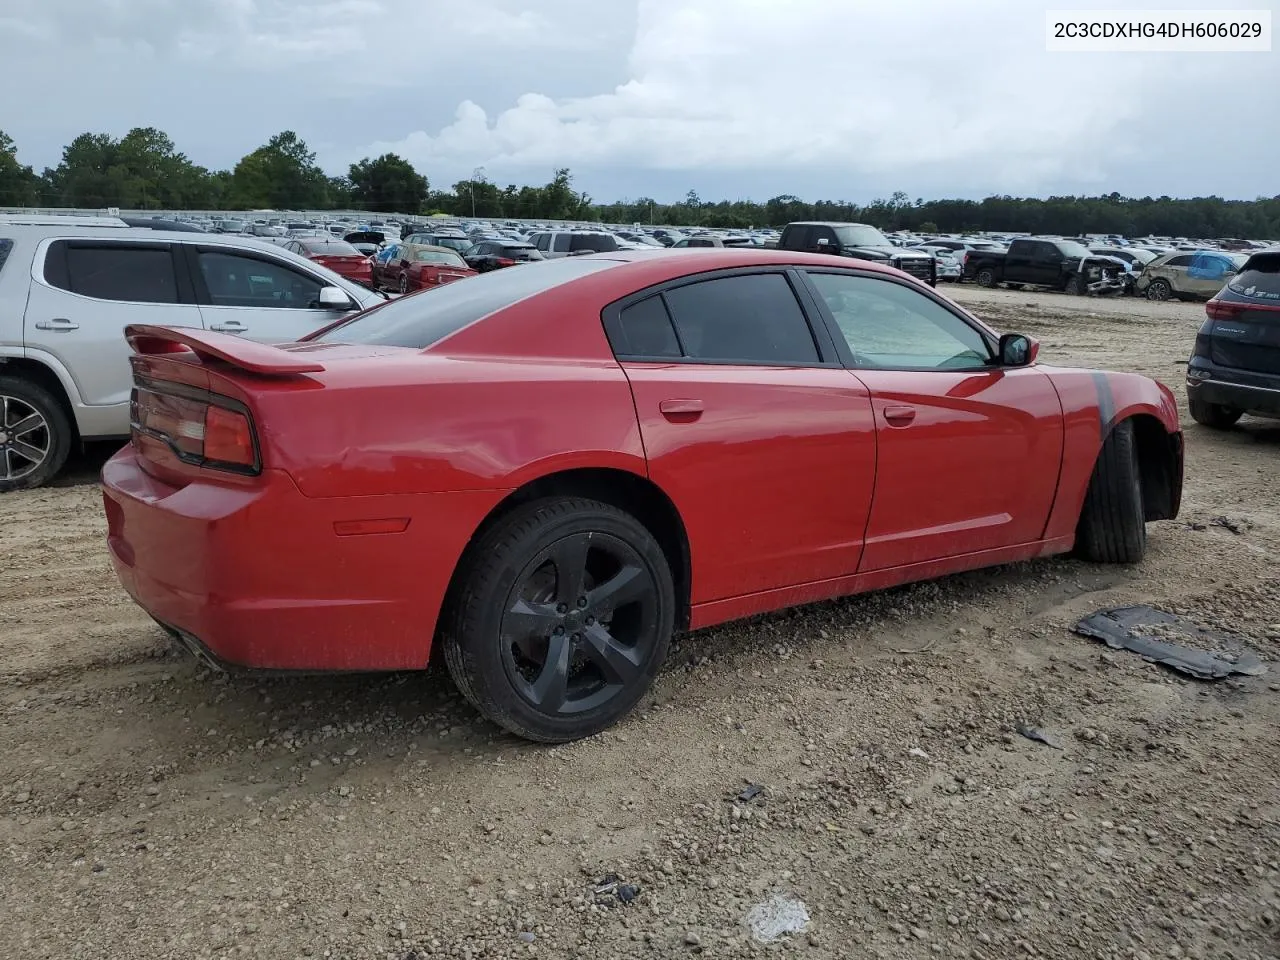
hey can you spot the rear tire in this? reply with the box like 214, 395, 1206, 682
1188, 394, 1242, 429
440, 497, 675, 742
1075, 419, 1146, 564
0, 376, 72, 493
976, 268, 998, 288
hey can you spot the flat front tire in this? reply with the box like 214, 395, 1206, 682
1075, 419, 1146, 563
441, 497, 675, 742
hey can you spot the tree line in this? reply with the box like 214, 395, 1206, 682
2, 127, 1277, 239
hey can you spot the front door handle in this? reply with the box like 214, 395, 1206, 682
883, 404, 916, 426
209, 321, 248, 334
34, 318, 79, 331
659, 399, 704, 422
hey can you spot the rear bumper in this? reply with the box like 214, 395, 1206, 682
102, 447, 503, 671
1187, 363, 1280, 417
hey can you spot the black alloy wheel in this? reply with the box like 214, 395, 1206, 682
442, 497, 674, 742
499, 531, 659, 716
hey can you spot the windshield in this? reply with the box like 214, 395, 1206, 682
834, 225, 892, 248
1058, 240, 1091, 258
311, 257, 618, 348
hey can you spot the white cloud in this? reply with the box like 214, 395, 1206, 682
347, 0, 1278, 198
1, 0, 1275, 200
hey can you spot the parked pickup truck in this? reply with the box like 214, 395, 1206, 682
962, 237, 1127, 295
778, 221, 936, 285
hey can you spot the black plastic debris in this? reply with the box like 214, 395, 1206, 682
1209, 516, 1249, 535
593, 873, 640, 906
736, 784, 765, 803
1016, 725, 1064, 750
1072, 605, 1266, 680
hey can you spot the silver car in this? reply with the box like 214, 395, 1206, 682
0, 216, 385, 490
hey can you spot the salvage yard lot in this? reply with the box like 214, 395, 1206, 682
3, 287, 1279, 960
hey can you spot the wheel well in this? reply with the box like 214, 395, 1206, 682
1128, 414, 1181, 521
453, 468, 692, 630
0, 358, 79, 443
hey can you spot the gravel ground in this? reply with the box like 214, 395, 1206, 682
2, 286, 1279, 960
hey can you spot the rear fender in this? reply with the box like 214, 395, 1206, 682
1040, 368, 1182, 540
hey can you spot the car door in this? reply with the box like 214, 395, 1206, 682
25, 238, 203, 412
1160, 254, 1193, 292
606, 268, 877, 604
799, 268, 1063, 571
187, 245, 352, 342
1002, 240, 1036, 282
1186, 252, 1234, 297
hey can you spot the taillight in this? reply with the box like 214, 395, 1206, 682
496, 257, 516, 267
203, 405, 255, 467
1205, 299, 1241, 321
131, 385, 259, 474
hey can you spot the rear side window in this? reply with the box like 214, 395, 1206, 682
312, 256, 620, 348
45, 242, 177, 303
552, 234, 571, 253
661, 273, 820, 365
608, 296, 681, 358
1228, 253, 1280, 301
782, 225, 810, 249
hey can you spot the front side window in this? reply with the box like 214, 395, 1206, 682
51, 243, 177, 304
1165, 255, 1193, 268
807, 272, 990, 370
662, 273, 820, 365
0, 239, 13, 276
197, 251, 323, 309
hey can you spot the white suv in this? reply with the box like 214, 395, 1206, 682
0, 216, 385, 490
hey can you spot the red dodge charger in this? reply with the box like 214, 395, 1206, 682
102, 250, 1183, 742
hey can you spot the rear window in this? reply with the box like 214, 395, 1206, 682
570, 234, 616, 253
46, 242, 178, 304
1227, 252, 1280, 301
302, 240, 360, 256
310, 256, 619, 348
413, 250, 466, 266
504, 246, 543, 260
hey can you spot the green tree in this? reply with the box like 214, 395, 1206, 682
348, 153, 428, 213
0, 130, 41, 206
230, 131, 329, 209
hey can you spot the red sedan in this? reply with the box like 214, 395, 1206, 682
284, 238, 374, 287
102, 250, 1183, 742
371, 243, 478, 294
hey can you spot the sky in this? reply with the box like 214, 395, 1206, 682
0, 0, 1275, 204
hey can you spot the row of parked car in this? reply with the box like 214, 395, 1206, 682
0, 211, 1275, 492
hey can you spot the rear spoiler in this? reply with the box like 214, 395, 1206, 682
125, 324, 326, 375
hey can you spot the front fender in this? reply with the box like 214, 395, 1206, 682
1039, 367, 1182, 541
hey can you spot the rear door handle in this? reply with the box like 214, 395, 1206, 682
659, 399, 704, 422
33, 318, 79, 331
883, 404, 916, 426
209, 321, 248, 333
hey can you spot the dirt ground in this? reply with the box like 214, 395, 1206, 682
3, 285, 1279, 960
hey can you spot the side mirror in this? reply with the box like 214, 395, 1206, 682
998, 333, 1038, 367
318, 285, 354, 310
